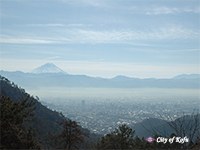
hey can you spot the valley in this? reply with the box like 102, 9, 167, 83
1, 63, 199, 137
40, 92, 199, 136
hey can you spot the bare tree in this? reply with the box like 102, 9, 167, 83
55, 119, 89, 149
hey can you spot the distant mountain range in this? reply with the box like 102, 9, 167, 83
0, 63, 199, 89
172, 74, 200, 79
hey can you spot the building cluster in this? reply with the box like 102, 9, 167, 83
42, 96, 199, 135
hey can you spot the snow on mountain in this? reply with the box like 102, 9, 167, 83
31, 63, 67, 74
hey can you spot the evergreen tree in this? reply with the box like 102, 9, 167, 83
0, 95, 40, 149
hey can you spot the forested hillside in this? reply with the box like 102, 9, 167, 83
0, 75, 99, 149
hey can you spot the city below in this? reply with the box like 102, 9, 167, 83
41, 94, 199, 135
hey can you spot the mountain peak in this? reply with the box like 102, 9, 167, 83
172, 74, 200, 79
31, 63, 67, 74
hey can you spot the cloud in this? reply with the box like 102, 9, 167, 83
23, 24, 92, 27
148, 7, 180, 15
0, 37, 56, 44
146, 6, 200, 15
127, 48, 200, 53
46, 56, 60, 60
59, 0, 103, 7
63, 26, 199, 43
67, 24, 92, 27
26, 24, 65, 27
165, 49, 200, 52
184, 7, 200, 13
1, 25, 199, 44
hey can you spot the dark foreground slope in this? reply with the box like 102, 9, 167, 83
0, 75, 100, 149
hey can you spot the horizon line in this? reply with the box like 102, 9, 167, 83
0, 69, 199, 80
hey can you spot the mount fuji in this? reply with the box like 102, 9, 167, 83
0, 63, 199, 89
31, 63, 67, 74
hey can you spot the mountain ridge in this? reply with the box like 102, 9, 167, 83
172, 74, 200, 79
1, 62, 200, 80
0, 75, 100, 148
31, 63, 67, 74
0, 63, 199, 89
1, 70, 199, 80
0, 70, 199, 89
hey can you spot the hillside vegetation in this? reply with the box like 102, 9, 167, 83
0, 75, 98, 149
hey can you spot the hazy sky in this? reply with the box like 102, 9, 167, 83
0, 0, 199, 78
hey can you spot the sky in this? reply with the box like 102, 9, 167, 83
0, 0, 199, 79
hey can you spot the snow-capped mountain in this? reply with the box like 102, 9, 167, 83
31, 63, 67, 74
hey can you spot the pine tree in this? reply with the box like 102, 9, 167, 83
0, 95, 40, 149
